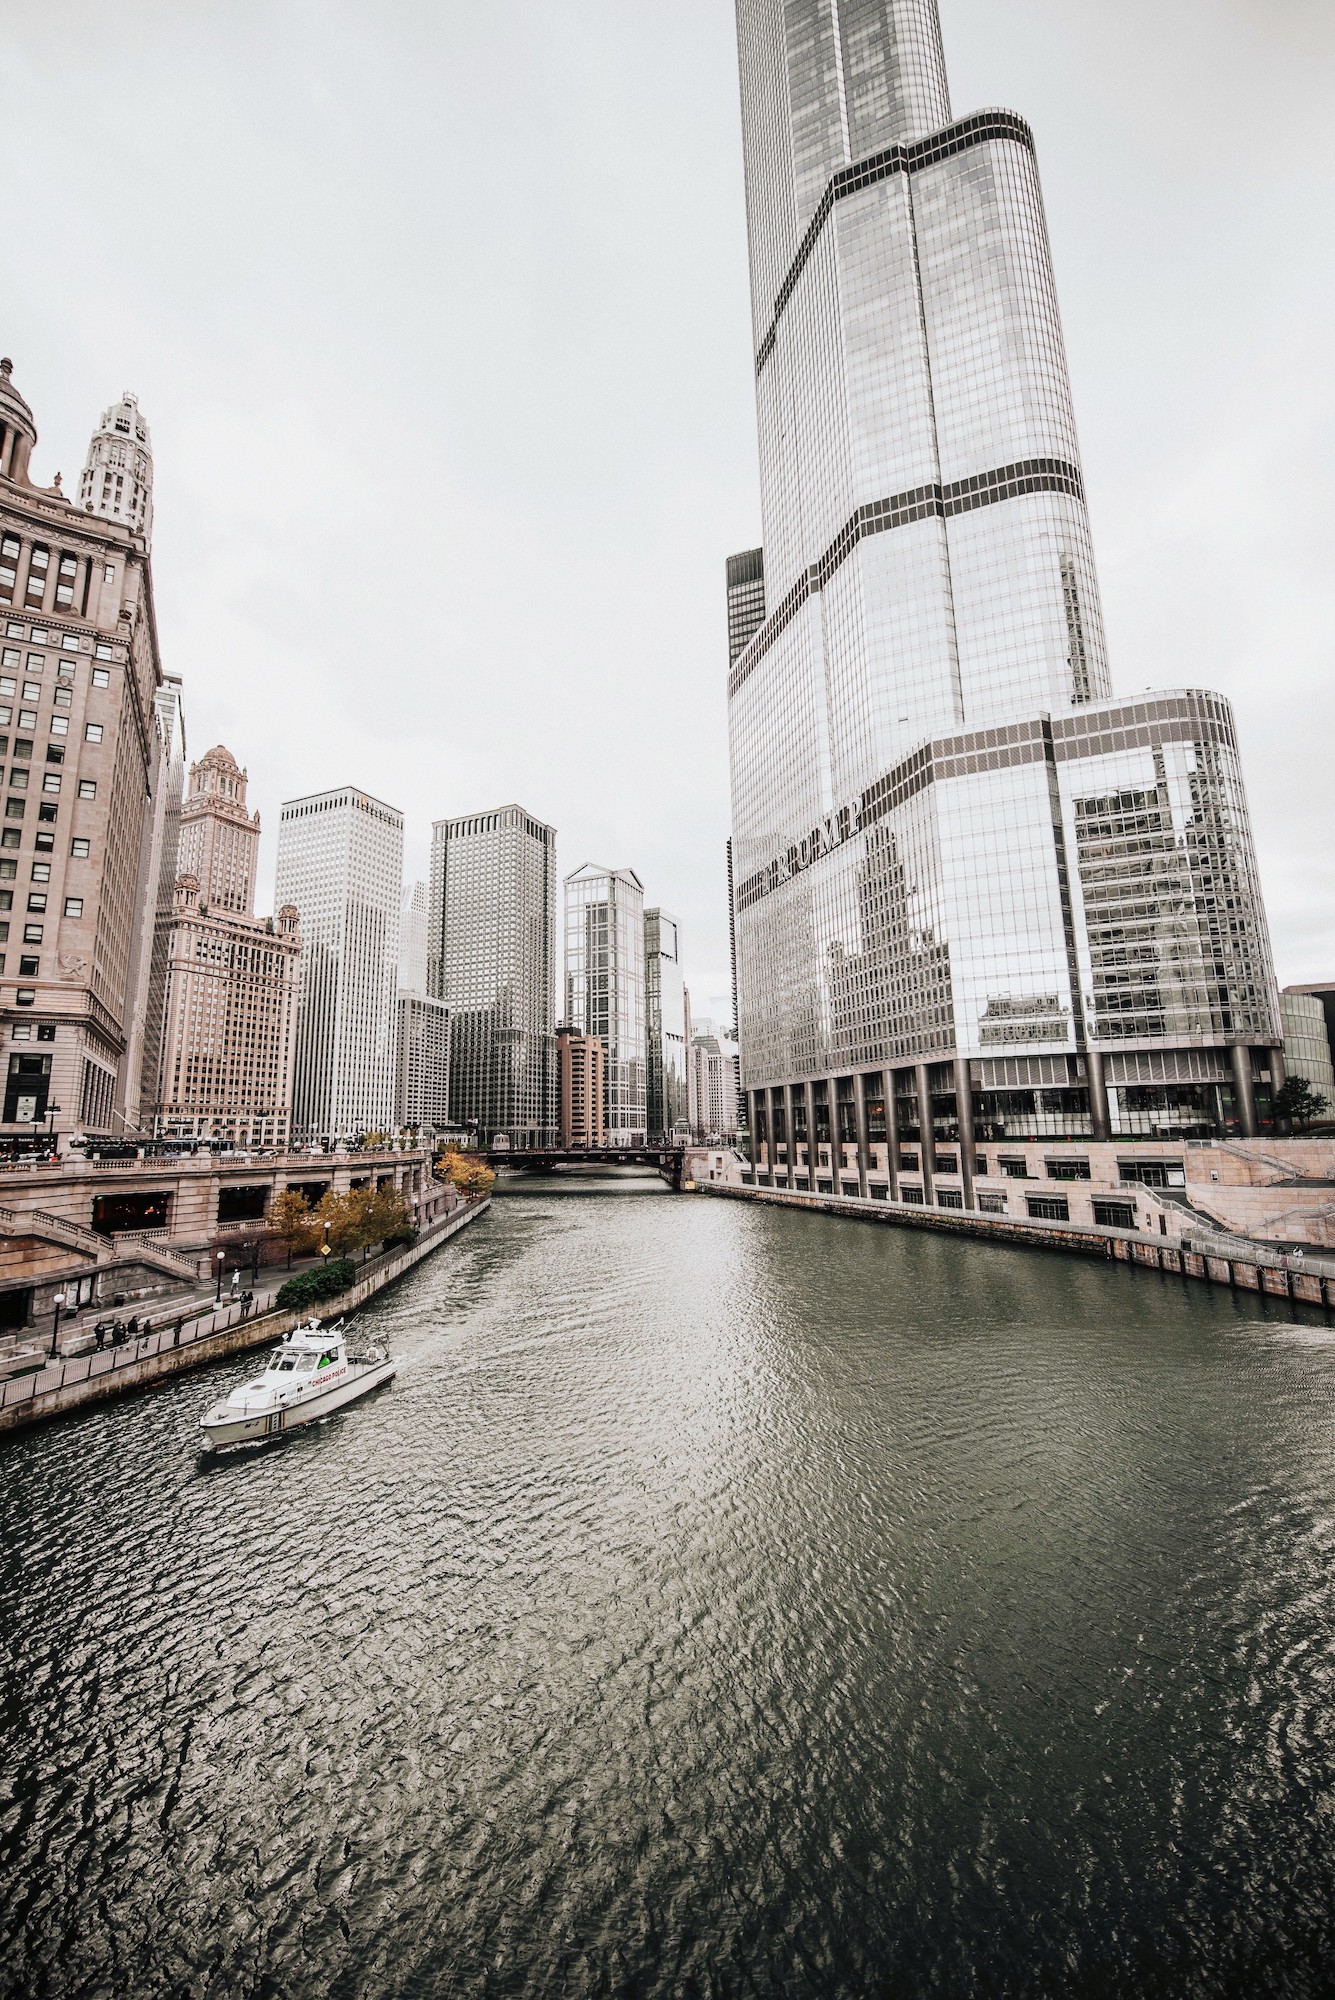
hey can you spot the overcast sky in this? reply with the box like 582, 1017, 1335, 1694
6, 0, 1335, 1020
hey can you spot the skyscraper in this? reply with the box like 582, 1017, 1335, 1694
121, 675, 187, 1129
153, 747, 301, 1148
0, 359, 174, 1145
728, 2, 1281, 1182
399, 880, 429, 997
564, 864, 646, 1144
644, 907, 688, 1140
275, 785, 403, 1140
429, 804, 556, 1147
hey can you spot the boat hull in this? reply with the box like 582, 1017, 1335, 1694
199, 1358, 397, 1450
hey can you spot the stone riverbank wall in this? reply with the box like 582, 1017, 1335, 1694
0, 1199, 491, 1437
698, 1183, 1335, 1310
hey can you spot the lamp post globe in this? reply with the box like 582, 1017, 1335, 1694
214, 1249, 225, 1304
49, 1292, 66, 1359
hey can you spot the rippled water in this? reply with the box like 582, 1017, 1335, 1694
4, 1191, 1335, 1997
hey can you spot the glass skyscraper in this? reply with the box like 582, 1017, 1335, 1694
275, 785, 403, 1141
429, 804, 556, 1147
563, 865, 647, 1144
728, 0, 1282, 1186
644, 908, 689, 1141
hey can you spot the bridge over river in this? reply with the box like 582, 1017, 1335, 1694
483, 1147, 688, 1189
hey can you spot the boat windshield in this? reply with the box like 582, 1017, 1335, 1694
295, 1353, 317, 1372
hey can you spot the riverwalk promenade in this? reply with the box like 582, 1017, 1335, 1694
0, 1198, 490, 1436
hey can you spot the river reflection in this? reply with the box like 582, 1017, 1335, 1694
3, 1193, 1335, 1997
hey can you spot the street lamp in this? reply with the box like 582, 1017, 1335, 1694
320, 1220, 332, 1261
214, 1248, 226, 1303
49, 1291, 66, 1359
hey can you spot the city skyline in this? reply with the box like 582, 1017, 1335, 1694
5, 3, 1334, 1025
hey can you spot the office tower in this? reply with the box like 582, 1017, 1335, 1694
121, 676, 187, 1128
1279, 989, 1335, 1095
153, 746, 302, 1146
0, 359, 173, 1144
429, 804, 556, 1147
644, 907, 688, 1140
399, 880, 429, 996
276, 785, 403, 1140
564, 864, 646, 1144
727, 2, 1281, 1181
557, 1024, 606, 1147
396, 992, 451, 1136
726, 548, 765, 666
79, 392, 155, 541
688, 1019, 741, 1142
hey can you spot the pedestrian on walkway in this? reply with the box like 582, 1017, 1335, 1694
94, 1323, 106, 1351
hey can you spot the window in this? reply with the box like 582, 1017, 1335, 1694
1, 829, 18, 847
937, 1187, 964, 1209
898, 1150, 919, 1172
63, 897, 83, 918
1093, 1199, 1137, 1230
999, 1157, 1029, 1179
30, 863, 49, 882
84, 722, 103, 743
77, 780, 96, 799
91, 668, 110, 688
934, 1153, 957, 1175
23, 923, 43, 942
1118, 1161, 1185, 1189
103, 564, 115, 584
42, 775, 61, 795
9, 770, 27, 790
10, 1023, 28, 1040
1046, 1158, 1091, 1181
19, 954, 39, 974
36, 806, 55, 824
978, 1191, 1007, 1214
0, 678, 13, 696
15, 988, 34, 1006
29, 628, 46, 644
70, 838, 89, 858
0, 650, 16, 669
36, 1023, 54, 1042
50, 718, 67, 737
1026, 1194, 1070, 1222
27, 893, 46, 912
52, 687, 71, 709
94, 642, 113, 660
900, 1183, 925, 1204
60, 634, 78, 652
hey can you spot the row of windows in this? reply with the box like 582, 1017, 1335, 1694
0, 537, 117, 615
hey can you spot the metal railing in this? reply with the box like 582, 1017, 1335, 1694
0, 1290, 280, 1412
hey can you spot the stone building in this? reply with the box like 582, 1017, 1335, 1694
0, 358, 176, 1150
152, 746, 301, 1147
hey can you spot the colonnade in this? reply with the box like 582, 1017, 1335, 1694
745, 1042, 1282, 1197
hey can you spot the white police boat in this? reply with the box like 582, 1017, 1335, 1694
199, 1318, 396, 1451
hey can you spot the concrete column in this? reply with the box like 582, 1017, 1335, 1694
915, 1062, 935, 1205
783, 1083, 797, 1189
1085, 1048, 1111, 1142
884, 1067, 901, 1197
804, 1079, 818, 1186
853, 1073, 870, 1200
1270, 1046, 1287, 1093
1231, 1043, 1258, 1139
953, 1056, 976, 1209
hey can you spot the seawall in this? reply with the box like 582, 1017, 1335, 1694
0, 1198, 491, 1437
697, 1182, 1335, 1308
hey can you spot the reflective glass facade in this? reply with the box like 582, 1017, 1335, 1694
729, 0, 1281, 1171
275, 787, 403, 1140
644, 908, 689, 1140
563, 865, 646, 1143
429, 805, 556, 1147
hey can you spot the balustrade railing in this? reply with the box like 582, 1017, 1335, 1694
0, 1290, 279, 1411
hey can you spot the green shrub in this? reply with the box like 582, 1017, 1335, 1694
276, 1257, 356, 1310
382, 1228, 418, 1251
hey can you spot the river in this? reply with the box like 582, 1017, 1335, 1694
2, 1188, 1334, 1997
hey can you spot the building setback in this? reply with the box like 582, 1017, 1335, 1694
644, 908, 688, 1141
275, 785, 403, 1140
727, 0, 1282, 1193
429, 804, 556, 1147
120, 675, 187, 1130
564, 864, 646, 1145
152, 746, 301, 1148
557, 1024, 606, 1147
0, 360, 175, 1148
